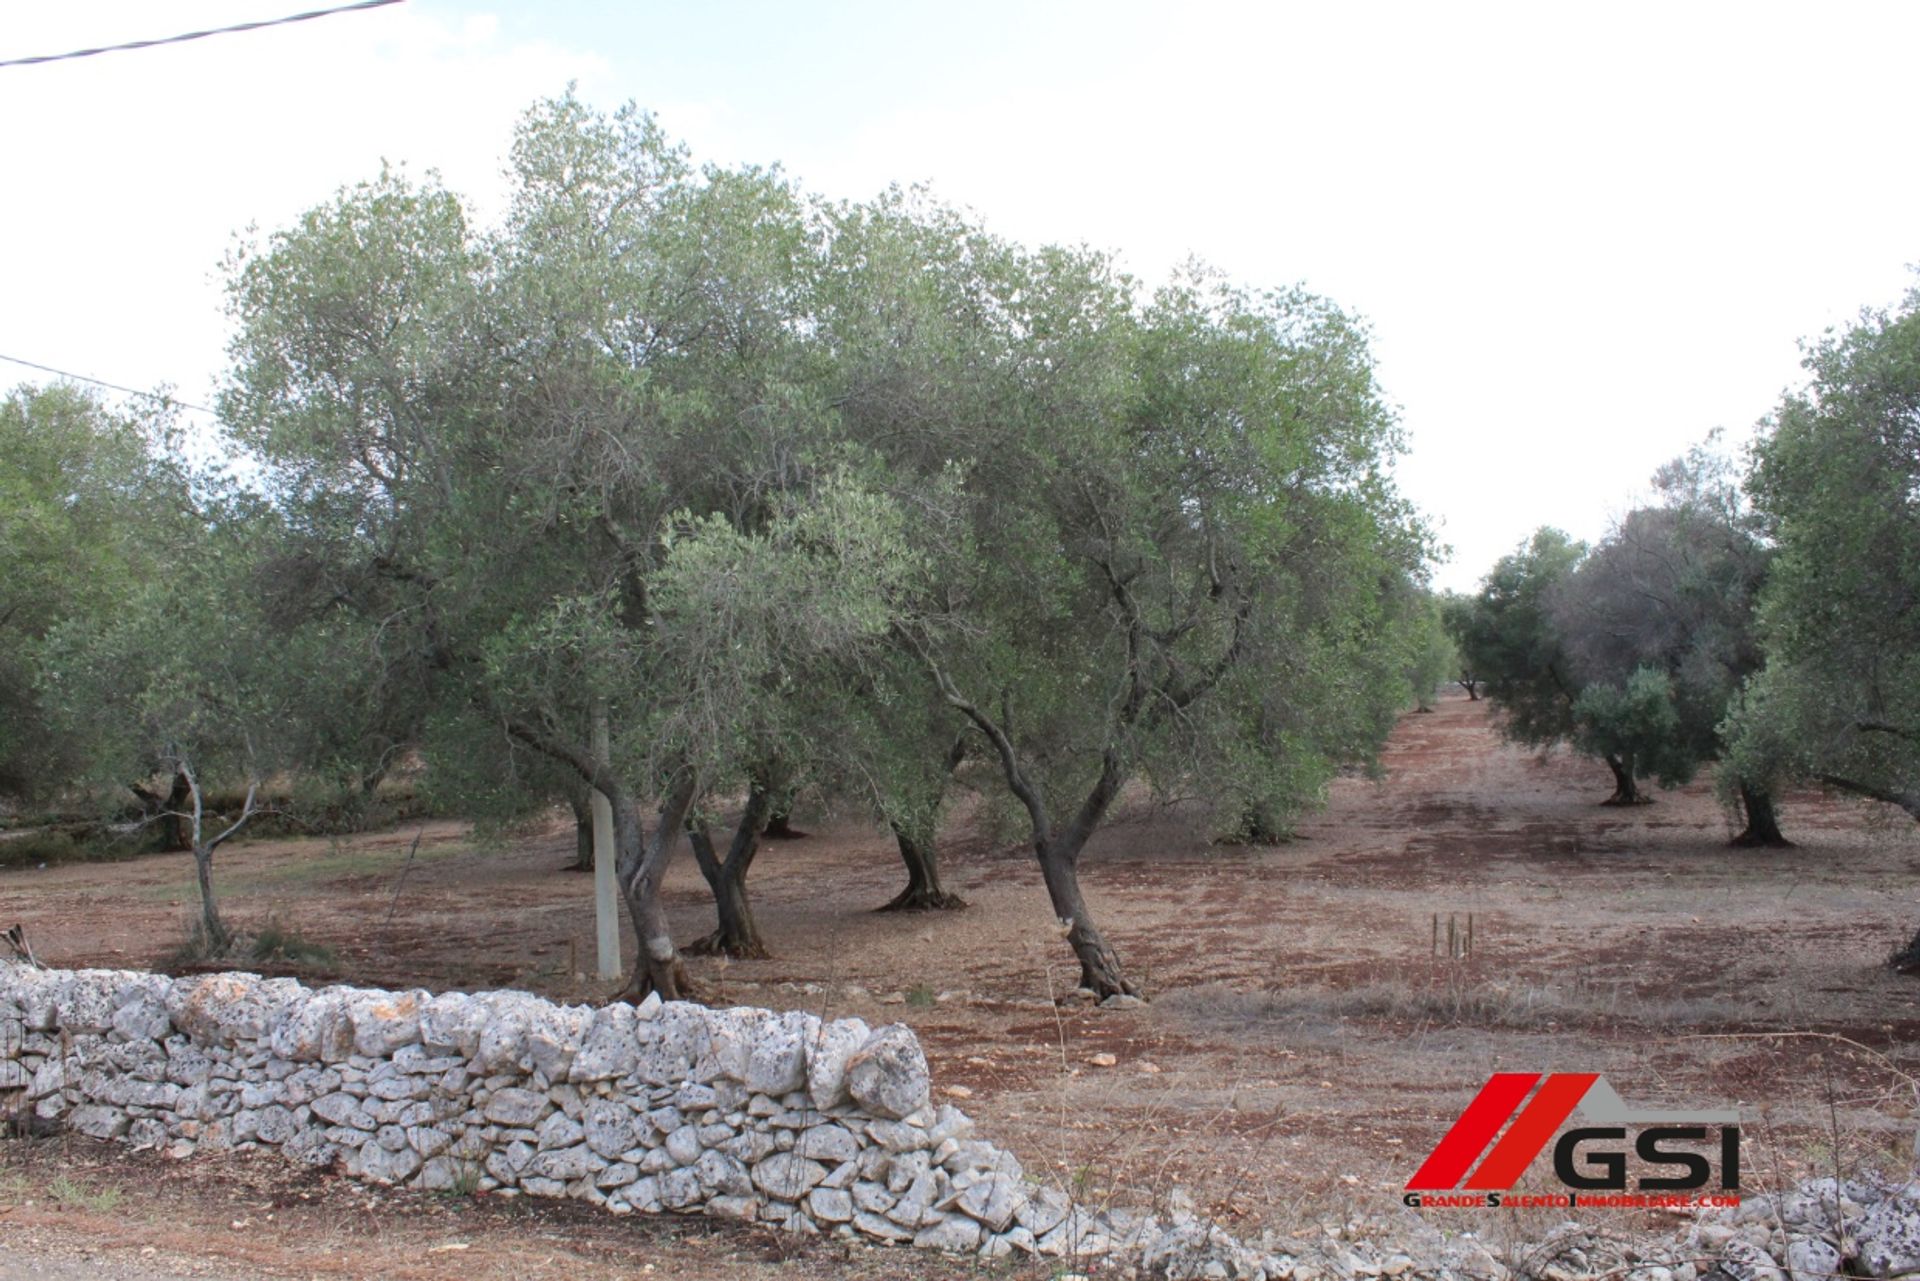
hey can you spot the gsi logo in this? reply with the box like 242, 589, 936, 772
1405, 1073, 1740, 1199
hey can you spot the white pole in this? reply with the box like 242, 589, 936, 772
591, 701, 620, 981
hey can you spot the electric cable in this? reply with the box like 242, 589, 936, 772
0, 0, 403, 70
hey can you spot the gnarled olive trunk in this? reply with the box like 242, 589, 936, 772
613, 776, 699, 1001
879, 734, 968, 911
1037, 828, 1137, 999
930, 686, 1148, 999
1731, 782, 1791, 848
761, 800, 805, 840
881, 822, 967, 911
1026, 750, 1139, 999
1601, 753, 1646, 806
685, 783, 774, 959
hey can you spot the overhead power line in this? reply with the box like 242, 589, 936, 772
0, 0, 404, 69
0, 352, 217, 416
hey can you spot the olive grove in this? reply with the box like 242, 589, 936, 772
8, 95, 1446, 1000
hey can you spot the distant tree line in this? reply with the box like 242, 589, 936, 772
1, 95, 1446, 1000
1446, 279, 1920, 872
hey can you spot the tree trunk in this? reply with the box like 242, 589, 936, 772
881, 822, 967, 911
1037, 831, 1138, 999
761, 801, 805, 840
1888, 928, 1920, 975
565, 786, 594, 871
1600, 753, 1646, 806
159, 770, 191, 851
685, 787, 773, 958
192, 841, 231, 954
613, 775, 699, 1001
1461, 679, 1480, 701
1027, 748, 1140, 1000
927, 654, 1157, 998
1234, 803, 1291, 846
696, 857, 764, 956
1731, 782, 1792, 848
1816, 773, 1920, 824
879, 734, 968, 911
177, 762, 246, 957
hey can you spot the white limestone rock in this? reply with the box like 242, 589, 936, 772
845, 1024, 929, 1121
1855, 1197, 1920, 1280
482, 1087, 549, 1127
166, 973, 304, 1048
753, 1152, 828, 1201
570, 1003, 639, 1082
346, 989, 427, 1058
804, 1015, 871, 1110
745, 1010, 816, 1096
269, 987, 357, 1063
527, 1004, 590, 1083
914, 1213, 983, 1253
809, 1186, 854, 1222
418, 992, 487, 1057
634, 1003, 709, 1085
794, 1123, 862, 1164
70, 1104, 130, 1139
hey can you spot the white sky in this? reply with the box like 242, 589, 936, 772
3, 1, 1916, 590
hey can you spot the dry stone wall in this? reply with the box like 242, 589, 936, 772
0, 961, 1289, 1277
18, 961, 1918, 1281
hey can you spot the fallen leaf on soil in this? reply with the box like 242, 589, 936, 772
1089, 1052, 1118, 1067
427, 1243, 471, 1253
944, 1085, 973, 1099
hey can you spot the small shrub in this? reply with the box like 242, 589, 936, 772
47, 1174, 122, 1212
156, 918, 231, 969
437, 1161, 484, 1198
248, 917, 335, 969
905, 983, 937, 1008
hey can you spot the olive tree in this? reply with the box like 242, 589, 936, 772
1737, 283, 1920, 827
221, 98, 919, 996
1551, 446, 1779, 840
39, 461, 292, 953
1452, 530, 1623, 792
0, 385, 171, 811
905, 263, 1428, 998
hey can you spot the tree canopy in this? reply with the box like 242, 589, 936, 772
1733, 283, 1920, 825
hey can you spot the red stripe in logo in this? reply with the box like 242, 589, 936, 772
1463, 1072, 1598, 1190
1404, 1073, 1539, 1190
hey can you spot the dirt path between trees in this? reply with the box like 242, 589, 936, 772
5, 689, 1919, 1277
